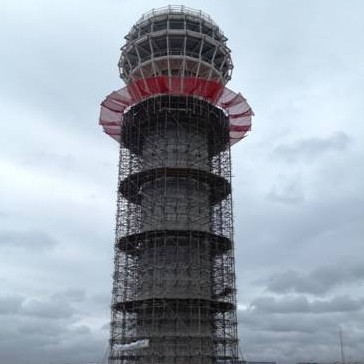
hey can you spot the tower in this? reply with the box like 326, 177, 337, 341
99, 6, 253, 364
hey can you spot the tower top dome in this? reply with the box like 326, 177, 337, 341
119, 5, 233, 85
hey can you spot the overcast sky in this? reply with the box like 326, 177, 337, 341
1, 0, 363, 363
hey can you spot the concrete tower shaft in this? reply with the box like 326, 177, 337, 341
99, 5, 254, 364
114, 94, 234, 364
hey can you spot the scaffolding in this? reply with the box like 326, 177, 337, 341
110, 95, 238, 364
120, 5, 232, 83
99, 6, 253, 364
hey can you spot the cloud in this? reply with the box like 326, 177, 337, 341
250, 295, 364, 314
262, 264, 364, 295
238, 298, 364, 362
91, 292, 111, 306
0, 292, 76, 319
273, 132, 351, 163
52, 288, 86, 303
0, 287, 92, 323
266, 177, 305, 204
22, 297, 75, 319
0, 230, 58, 250
0, 295, 23, 315
20, 151, 77, 173
0, 289, 107, 364
100, 322, 110, 331
0, 315, 106, 364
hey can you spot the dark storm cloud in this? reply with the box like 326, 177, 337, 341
262, 264, 364, 295
0, 230, 58, 250
273, 132, 351, 163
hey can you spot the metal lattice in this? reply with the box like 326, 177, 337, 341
108, 95, 238, 364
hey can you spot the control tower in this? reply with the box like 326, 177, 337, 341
99, 5, 253, 364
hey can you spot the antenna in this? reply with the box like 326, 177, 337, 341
339, 326, 346, 364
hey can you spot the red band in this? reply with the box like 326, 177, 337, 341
99, 76, 253, 146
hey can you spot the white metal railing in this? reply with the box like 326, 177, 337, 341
136, 5, 219, 28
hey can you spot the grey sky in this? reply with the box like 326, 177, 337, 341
1, 0, 363, 363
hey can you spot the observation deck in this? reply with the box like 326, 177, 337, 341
120, 5, 232, 84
